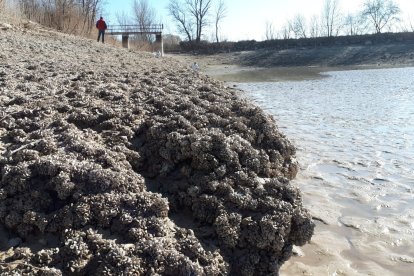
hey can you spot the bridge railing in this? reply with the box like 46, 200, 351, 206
107, 24, 163, 35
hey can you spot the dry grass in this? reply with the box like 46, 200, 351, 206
0, 1, 22, 25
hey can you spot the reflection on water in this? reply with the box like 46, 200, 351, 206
238, 67, 414, 275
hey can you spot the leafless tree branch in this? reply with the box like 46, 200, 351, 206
362, 0, 400, 33
214, 0, 226, 43
168, 0, 212, 43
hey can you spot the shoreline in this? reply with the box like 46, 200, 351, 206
170, 53, 414, 275
1, 11, 411, 274
202, 62, 414, 275
171, 52, 414, 82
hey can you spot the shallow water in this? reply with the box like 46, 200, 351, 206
237, 67, 414, 275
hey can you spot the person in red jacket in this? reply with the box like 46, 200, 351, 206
96, 17, 107, 43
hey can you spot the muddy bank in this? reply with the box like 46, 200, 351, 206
235, 43, 414, 68
173, 42, 414, 82
0, 17, 313, 275
172, 54, 325, 83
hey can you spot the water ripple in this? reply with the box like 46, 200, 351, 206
239, 67, 414, 275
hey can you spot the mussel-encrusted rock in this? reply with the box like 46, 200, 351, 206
0, 16, 313, 275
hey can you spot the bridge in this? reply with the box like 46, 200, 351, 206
107, 24, 164, 55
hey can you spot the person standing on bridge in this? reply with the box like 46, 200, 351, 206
96, 17, 107, 43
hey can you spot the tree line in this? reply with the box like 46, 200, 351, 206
112, 0, 226, 50
167, 0, 227, 43
114, 0, 410, 49
3, 0, 411, 46
3, 0, 102, 35
266, 0, 409, 40
122, 0, 227, 44
165, 0, 410, 43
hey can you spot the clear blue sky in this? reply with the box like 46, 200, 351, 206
103, 0, 414, 41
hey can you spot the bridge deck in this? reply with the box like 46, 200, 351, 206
107, 24, 163, 36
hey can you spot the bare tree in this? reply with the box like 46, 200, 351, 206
322, 0, 342, 37
279, 21, 293, 39
343, 13, 367, 35
55, 0, 79, 31
132, 0, 156, 42
362, 0, 400, 33
116, 10, 132, 33
16, 0, 101, 35
401, 15, 414, 32
214, 0, 226, 43
309, 15, 321, 38
265, 20, 276, 40
74, 0, 102, 34
188, 0, 212, 42
344, 13, 357, 35
168, 0, 194, 41
409, 16, 414, 32
291, 14, 307, 38
168, 0, 212, 43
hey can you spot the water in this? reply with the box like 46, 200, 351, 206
237, 67, 414, 275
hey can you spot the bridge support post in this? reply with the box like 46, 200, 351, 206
122, 34, 129, 49
156, 34, 163, 56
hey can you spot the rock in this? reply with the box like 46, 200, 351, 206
292, 246, 305, 257
0, 23, 12, 30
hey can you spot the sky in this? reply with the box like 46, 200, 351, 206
103, 0, 414, 41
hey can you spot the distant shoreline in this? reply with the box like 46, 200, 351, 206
171, 34, 414, 83
172, 47, 414, 82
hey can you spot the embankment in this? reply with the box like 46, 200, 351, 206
0, 17, 313, 275
173, 32, 414, 83
179, 32, 414, 67
233, 42, 414, 67
174, 40, 414, 83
